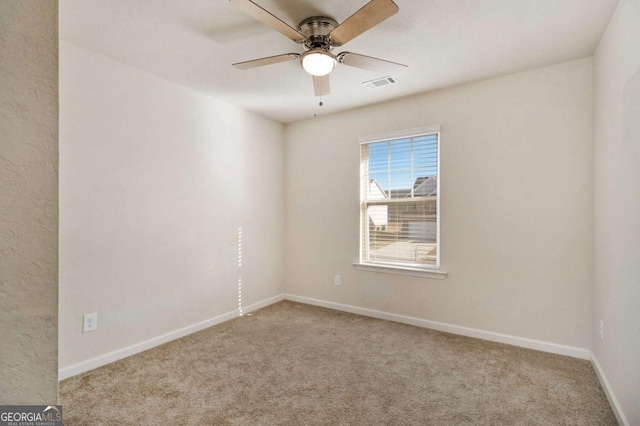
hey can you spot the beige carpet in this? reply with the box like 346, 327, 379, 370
60, 301, 616, 425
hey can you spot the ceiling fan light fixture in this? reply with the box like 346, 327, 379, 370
301, 50, 336, 76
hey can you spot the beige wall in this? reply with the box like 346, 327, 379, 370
0, 1, 59, 403
59, 43, 285, 368
285, 58, 594, 349
593, 0, 640, 423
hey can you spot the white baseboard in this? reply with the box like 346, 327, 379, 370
591, 353, 629, 426
58, 294, 285, 380
242, 294, 285, 314
61, 292, 629, 423
59, 292, 594, 378
284, 294, 591, 360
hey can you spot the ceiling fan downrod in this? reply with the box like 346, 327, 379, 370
298, 16, 338, 52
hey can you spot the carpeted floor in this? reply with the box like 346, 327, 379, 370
60, 301, 616, 425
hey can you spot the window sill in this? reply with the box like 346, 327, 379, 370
353, 263, 448, 279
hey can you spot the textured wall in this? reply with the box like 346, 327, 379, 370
0, 2, 59, 403
593, 0, 640, 423
286, 58, 593, 350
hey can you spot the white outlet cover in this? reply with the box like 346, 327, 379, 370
83, 312, 98, 333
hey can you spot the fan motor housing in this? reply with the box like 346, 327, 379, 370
298, 16, 338, 50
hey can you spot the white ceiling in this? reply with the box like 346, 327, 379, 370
59, 0, 618, 123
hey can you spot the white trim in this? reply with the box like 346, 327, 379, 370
283, 294, 590, 360
58, 294, 285, 380
591, 352, 630, 426
435, 130, 441, 269
353, 262, 447, 279
242, 293, 285, 314
359, 126, 442, 269
359, 125, 441, 144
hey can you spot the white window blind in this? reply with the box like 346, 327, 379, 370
360, 127, 440, 269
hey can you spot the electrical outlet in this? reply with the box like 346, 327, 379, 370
599, 319, 604, 341
334, 275, 341, 286
83, 312, 98, 333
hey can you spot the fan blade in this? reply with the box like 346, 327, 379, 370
233, 53, 300, 70
328, 0, 398, 46
337, 52, 407, 74
313, 75, 330, 97
229, 0, 307, 43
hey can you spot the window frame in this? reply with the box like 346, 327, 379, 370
357, 125, 444, 276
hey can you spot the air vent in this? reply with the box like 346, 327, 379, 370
362, 76, 398, 89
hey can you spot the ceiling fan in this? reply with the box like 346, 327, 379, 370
229, 0, 408, 97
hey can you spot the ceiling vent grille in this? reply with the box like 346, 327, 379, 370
362, 76, 398, 89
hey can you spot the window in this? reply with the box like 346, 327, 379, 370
359, 126, 440, 271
